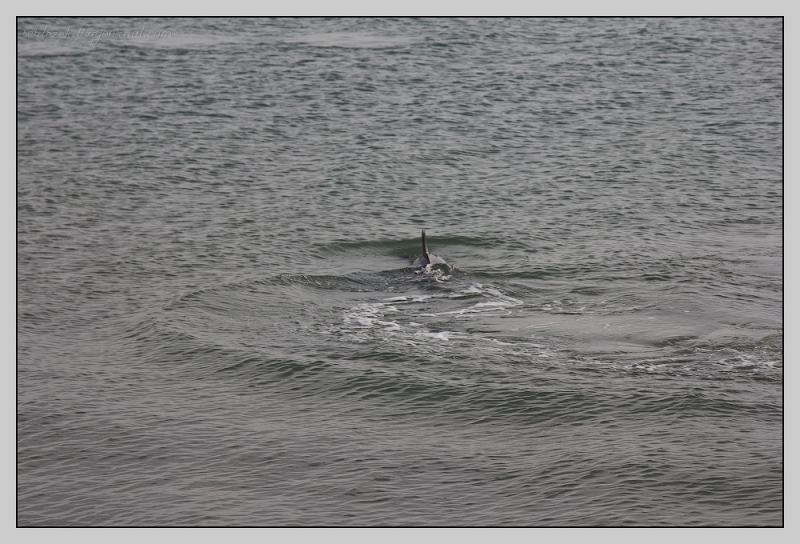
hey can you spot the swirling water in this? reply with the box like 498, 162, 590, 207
17, 18, 782, 526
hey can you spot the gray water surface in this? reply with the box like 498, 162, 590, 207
17, 18, 782, 526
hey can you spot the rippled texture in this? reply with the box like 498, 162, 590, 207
17, 18, 782, 526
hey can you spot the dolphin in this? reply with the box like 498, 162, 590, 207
411, 230, 448, 267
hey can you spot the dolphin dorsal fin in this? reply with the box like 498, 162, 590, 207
422, 230, 431, 257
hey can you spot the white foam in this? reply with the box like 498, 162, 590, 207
339, 282, 532, 347
415, 330, 459, 341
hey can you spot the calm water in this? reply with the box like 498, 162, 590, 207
17, 18, 783, 526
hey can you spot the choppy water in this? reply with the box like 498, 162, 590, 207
17, 18, 783, 526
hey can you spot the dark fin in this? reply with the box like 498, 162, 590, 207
422, 230, 431, 257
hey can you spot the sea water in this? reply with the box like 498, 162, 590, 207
17, 17, 782, 526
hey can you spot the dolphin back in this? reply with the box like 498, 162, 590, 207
413, 230, 447, 267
